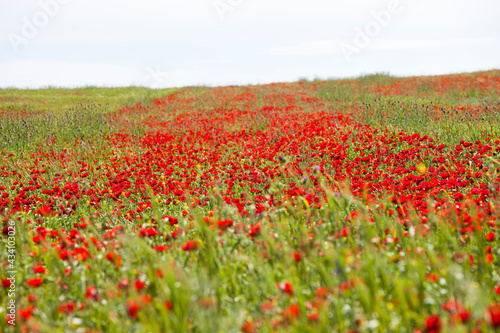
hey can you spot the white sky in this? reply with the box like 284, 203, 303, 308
0, 0, 499, 88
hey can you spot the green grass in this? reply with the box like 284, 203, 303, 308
314, 71, 500, 146
0, 87, 182, 114
0, 87, 181, 153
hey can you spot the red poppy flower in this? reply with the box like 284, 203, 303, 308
27, 294, 38, 303
485, 231, 495, 242
2, 278, 11, 289
127, 301, 141, 319
86, 286, 100, 301
106, 252, 117, 262
19, 305, 35, 320
241, 321, 256, 333
487, 303, 500, 328
487, 253, 493, 264
441, 300, 470, 323
425, 314, 442, 332
283, 304, 300, 320
58, 301, 76, 314
217, 219, 233, 230
163, 215, 178, 226
277, 281, 294, 295
156, 245, 169, 252
249, 224, 261, 237
135, 280, 146, 291
315, 287, 331, 298
59, 249, 70, 260
74, 247, 90, 261
33, 265, 47, 274
307, 312, 319, 321
26, 277, 43, 287
182, 240, 198, 252
32, 235, 43, 243
139, 228, 158, 237
36, 205, 52, 217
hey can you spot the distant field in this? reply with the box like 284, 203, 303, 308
1, 71, 500, 332
0, 87, 181, 152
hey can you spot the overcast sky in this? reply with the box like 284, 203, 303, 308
1, 0, 499, 88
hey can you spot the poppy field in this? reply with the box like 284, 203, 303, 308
1, 71, 500, 332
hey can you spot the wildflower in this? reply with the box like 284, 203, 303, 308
182, 240, 198, 252
26, 277, 43, 287
58, 301, 76, 314
217, 219, 233, 230
86, 286, 100, 301
127, 300, 141, 319
74, 247, 90, 261
139, 228, 158, 237
487, 304, 500, 328
425, 314, 442, 333
2, 278, 11, 288
59, 249, 70, 260
249, 224, 261, 237
307, 312, 319, 321
277, 281, 294, 295
118, 278, 129, 290
163, 215, 178, 226
36, 205, 52, 217
241, 321, 256, 333
19, 305, 35, 320
283, 304, 300, 320
32, 235, 43, 243
135, 280, 146, 291
33, 265, 47, 274
441, 300, 470, 323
